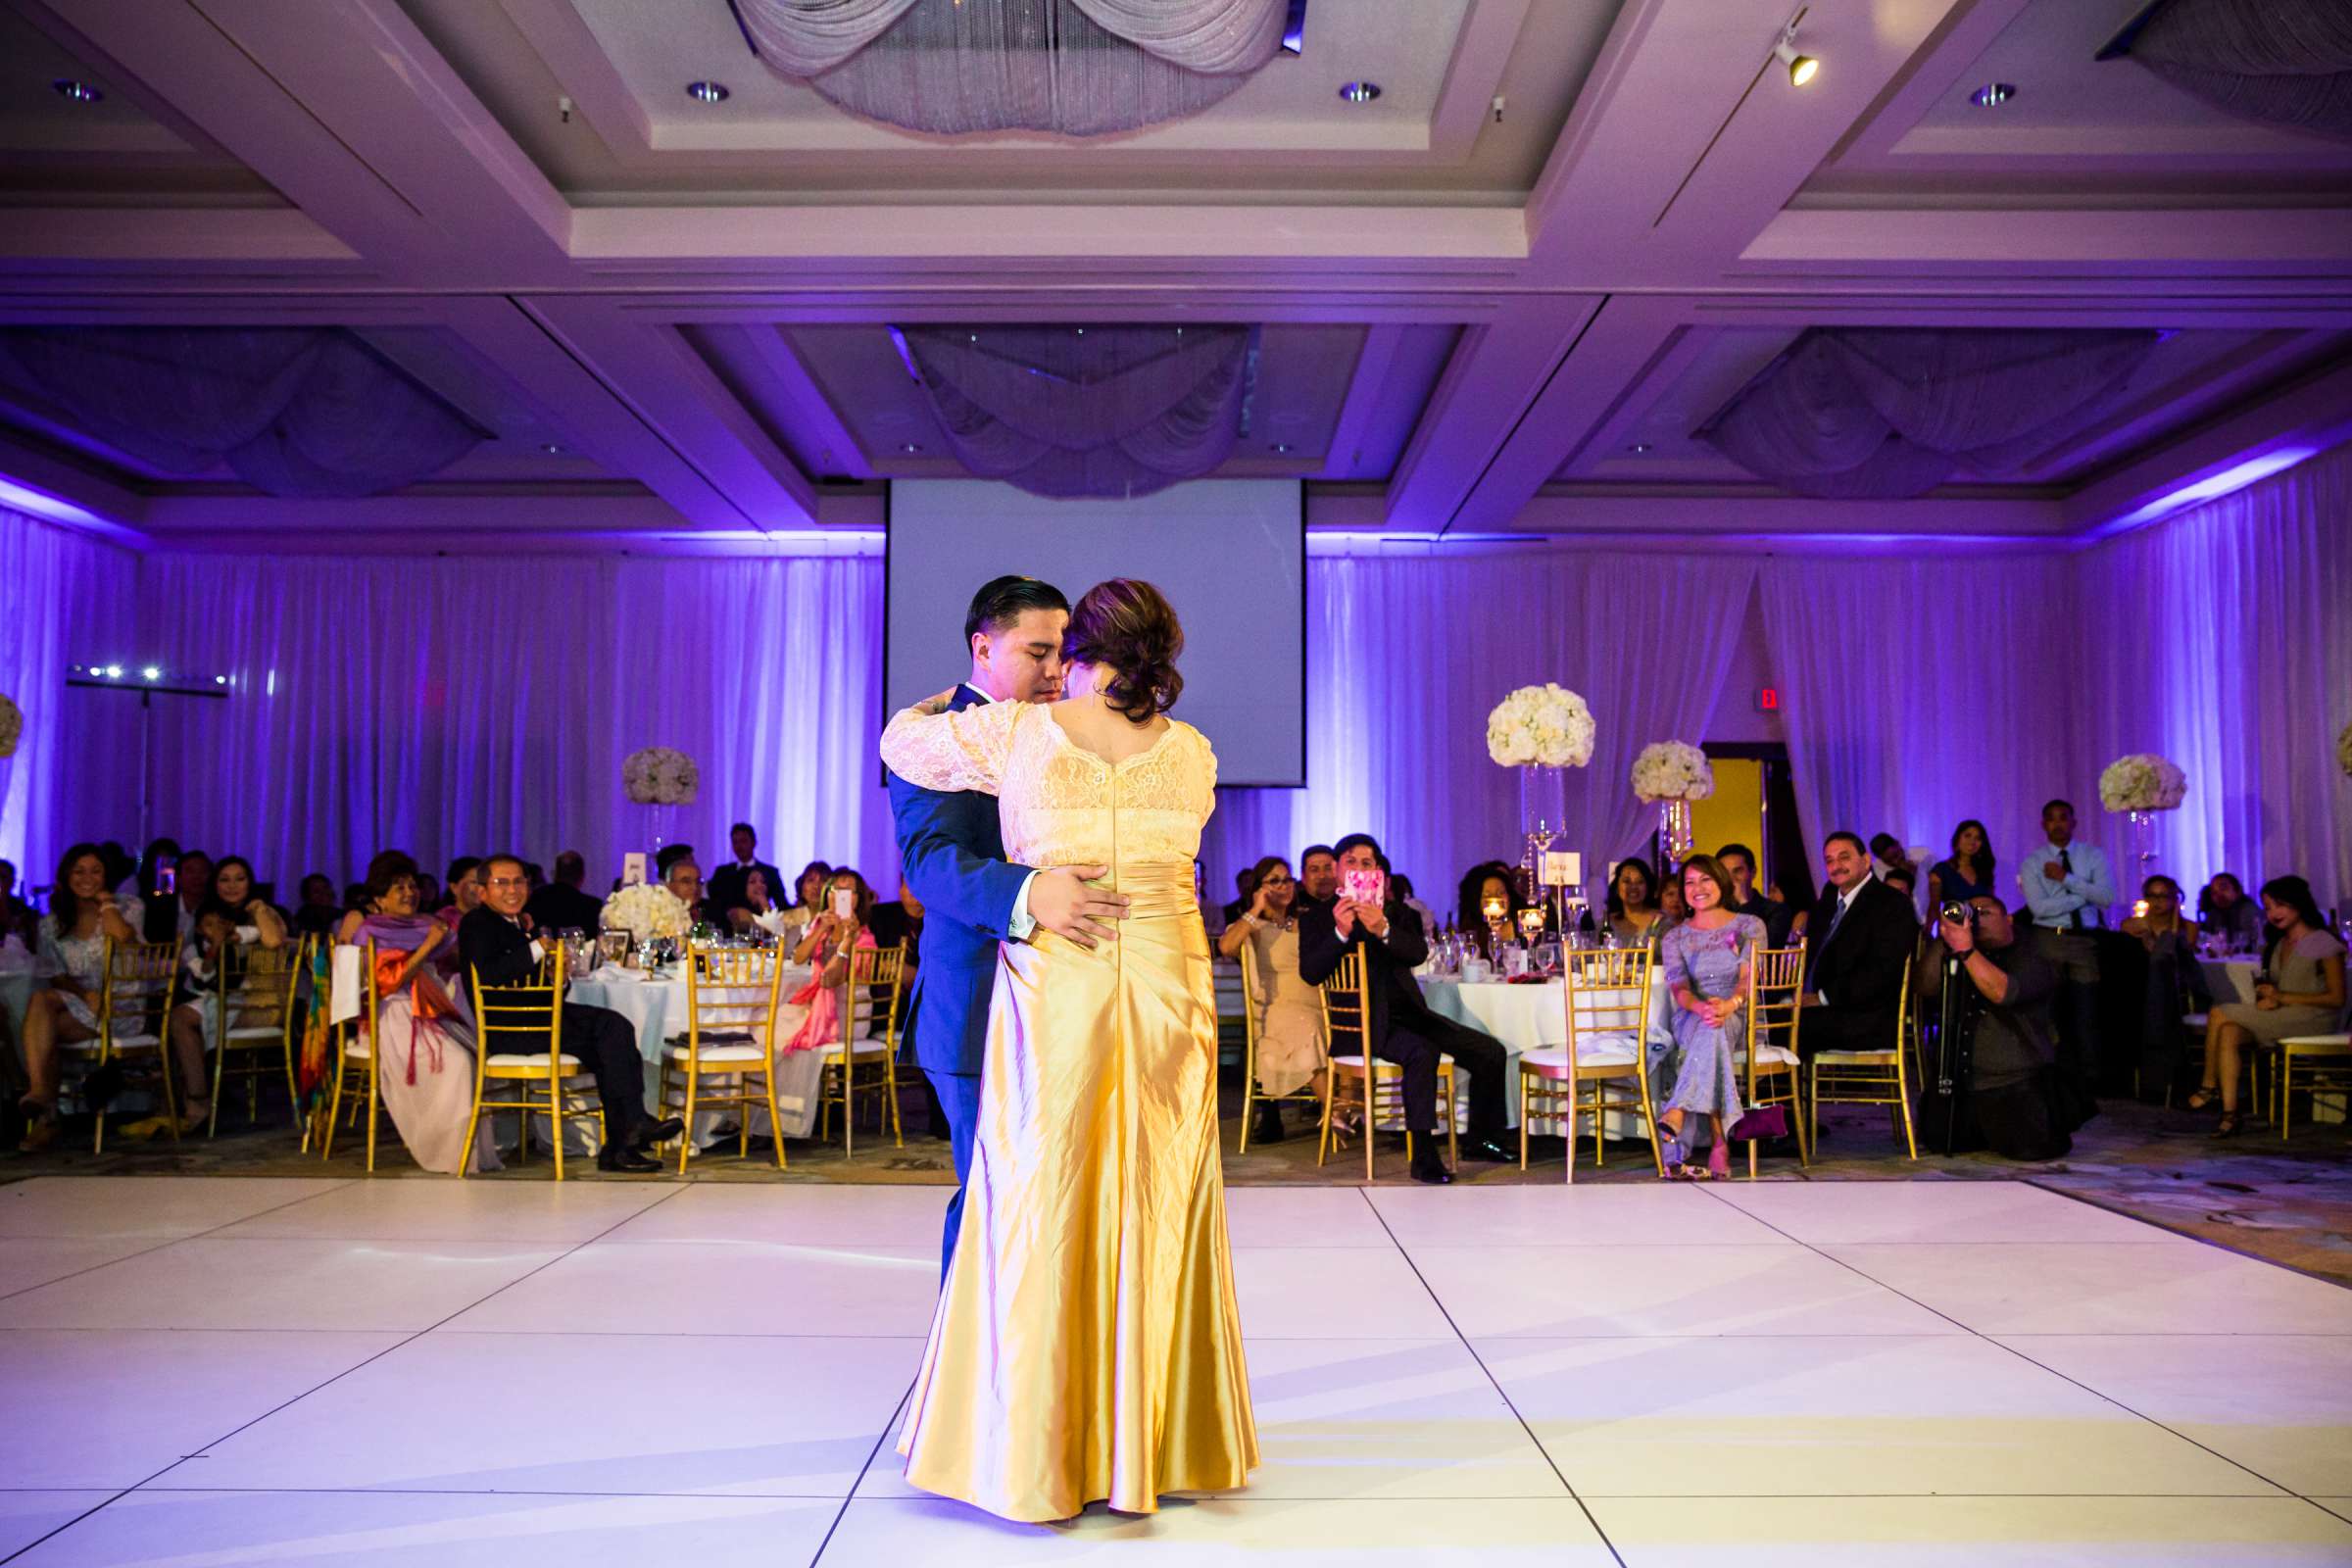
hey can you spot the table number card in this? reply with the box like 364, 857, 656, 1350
1542, 851, 1582, 888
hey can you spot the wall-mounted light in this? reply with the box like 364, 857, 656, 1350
1773, 25, 1819, 87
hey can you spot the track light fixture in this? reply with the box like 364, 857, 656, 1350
1773, 24, 1819, 88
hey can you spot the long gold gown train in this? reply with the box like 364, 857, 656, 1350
879, 698, 1256, 1523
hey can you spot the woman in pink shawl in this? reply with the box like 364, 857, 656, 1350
782, 868, 878, 1054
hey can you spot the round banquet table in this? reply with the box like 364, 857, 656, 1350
1417, 972, 1672, 1138
568, 964, 824, 1150
2199, 957, 2261, 1007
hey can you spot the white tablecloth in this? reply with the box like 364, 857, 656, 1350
569, 966, 824, 1148
1418, 976, 1670, 1136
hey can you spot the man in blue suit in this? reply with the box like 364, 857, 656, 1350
890, 575, 1130, 1275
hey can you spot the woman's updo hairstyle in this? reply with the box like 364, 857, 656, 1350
1066, 578, 1184, 722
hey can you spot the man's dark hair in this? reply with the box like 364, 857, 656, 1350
1715, 842, 1757, 870
655, 843, 695, 877
554, 851, 586, 885
1824, 830, 1868, 858
1332, 832, 1390, 873
1300, 843, 1337, 866
1868, 833, 1903, 860
447, 856, 482, 887
963, 574, 1069, 649
729, 821, 755, 840
480, 853, 527, 883
2042, 798, 2075, 816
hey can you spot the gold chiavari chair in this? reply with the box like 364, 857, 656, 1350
464, 948, 601, 1180
817, 941, 909, 1158
1236, 939, 1325, 1152
1741, 944, 1811, 1177
2275, 1008, 2352, 1140
207, 937, 303, 1136
79, 939, 180, 1153
661, 942, 789, 1172
321, 940, 385, 1169
1521, 946, 1664, 1182
1315, 950, 1456, 1182
1807, 955, 1918, 1159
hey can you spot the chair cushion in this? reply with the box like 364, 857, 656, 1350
666, 1042, 768, 1064
1520, 1042, 1640, 1071
1330, 1054, 1456, 1071
2280, 1032, 2352, 1051
2181, 1012, 2209, 1028
1814, 1049, 1897, 1063
86, 1032, 160, 1052
224, 1025, 283, 1041
1742, 1044, 1798, 1067
485, 1053, 584, 1069
837, 1037, 894, 1056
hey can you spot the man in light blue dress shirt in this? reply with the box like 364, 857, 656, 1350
2017, 798, 2114, 1124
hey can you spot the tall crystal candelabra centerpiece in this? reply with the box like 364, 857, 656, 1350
1487, 682, 1595, 916
2098, 751, 2186, 874
1632, 740, 1714, 867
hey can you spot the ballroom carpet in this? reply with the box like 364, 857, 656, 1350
0, 1174, 2346, 1565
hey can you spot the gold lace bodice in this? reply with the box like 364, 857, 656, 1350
880, 701, 1217, 869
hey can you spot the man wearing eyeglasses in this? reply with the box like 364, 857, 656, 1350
460, 854, 682, 1172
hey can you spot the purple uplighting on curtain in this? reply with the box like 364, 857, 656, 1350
0, 512, 125, 882
1699, 328, 2160, 499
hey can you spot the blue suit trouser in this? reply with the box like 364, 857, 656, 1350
921, 1067, 986, 1279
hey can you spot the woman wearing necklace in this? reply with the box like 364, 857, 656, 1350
1216, 855, 1328, 1146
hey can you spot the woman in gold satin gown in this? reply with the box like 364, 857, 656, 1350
877, 578, 1256, 1523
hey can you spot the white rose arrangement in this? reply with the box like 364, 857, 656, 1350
599, 882, 691, 945
1486, 683, 1595, 769
1631, 740, 1715, 804
2338, 720, 2352, 779
0, 692, 19, 760
2098, 752, 2187, 812
622, 746, 699, 806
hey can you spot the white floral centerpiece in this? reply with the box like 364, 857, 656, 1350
0, 692, 19, 760
1631, 740, 1714, 804
600, 882, 690, 945
2337, 720, 2352, 778
1486, 683, 1595, 769
622, 746, 699, 806
2098, 753, 2187, 813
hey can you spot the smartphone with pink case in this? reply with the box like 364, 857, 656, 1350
1341, 868, 1386, 907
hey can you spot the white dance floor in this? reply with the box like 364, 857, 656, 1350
0, 1175, 2348, 1565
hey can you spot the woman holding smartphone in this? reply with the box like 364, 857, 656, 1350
783, 869, 879, 1053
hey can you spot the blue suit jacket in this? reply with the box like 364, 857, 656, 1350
888, 684, 1030, 1077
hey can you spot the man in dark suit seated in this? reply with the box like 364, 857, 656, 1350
706, 823, 783, 924
461, 853, 681, 1172
1298, 833, 1513, 1185
1799, 830, 1920, 1059
523, 851, 606, 936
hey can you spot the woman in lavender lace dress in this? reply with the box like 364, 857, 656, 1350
1655, 856, 1764, 1181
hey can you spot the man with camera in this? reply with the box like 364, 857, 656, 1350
1915, 896, 2073, 1161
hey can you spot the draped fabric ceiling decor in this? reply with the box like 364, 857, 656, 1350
2113, 0, 2352, 144
0, 327, 483, 499
1695, 328, 2163, 500
738, 0, 1288, 136
900, 325, 1250, 498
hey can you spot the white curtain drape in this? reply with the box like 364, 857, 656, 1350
0, 508, 126, 881
741, 0, 1286, 136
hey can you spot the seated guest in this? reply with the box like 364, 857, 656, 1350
1869, 833, 1915, 884
1915, 897, 2074, 1160
1296, 844, 1339, 917
143, 848, 213, 947
1218, 865, 1259, 930
1217, 856, 1329, 1145
460, 854, 681, 1171
136, 837, 179, 908
2191, 876, 2347, 1138
211, 857, 288, 949
0, 857, 37, 953
524, 851, 606, 937
1606, 857, 1664, 949
866, 877, 926, 964
19, 844, 144, 1152
290, 874, 343, 941
438, 858, 484, 931
1655, 868, 1690, 934
1885, 865, 1918, 908
1391, 873, 1441, 938
785, 868, 880, 1054
1926, 819, 1997, 912
97, 841, 136, 900
122, 900, 240, 1139
1656, 856, 1765, 1181
708, 822, 784, 922
1799, 831, 1919, 1058
2122, 873, 2209, 1099
1716, 842, 1794, 948
726, 866, 796, 942
332, 852, 498, 1172
654, 843, 696, 882
1298, 833, 1512, 1184
2197, 871, 2263, 952
1455, 860, 1525, 957
663, 857, 710, 931
415, 871, 443, 912
2018, 798, 2115, 1123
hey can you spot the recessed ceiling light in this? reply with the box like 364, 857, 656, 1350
1272, 443, 1293, 454
540, 442, 564, 455
52, 79, 104, 104
1338, 81, 1381, 104
1970, 81, 2015, 108
1630, 443, 1653, 455
685, 80, 730, 104
900, 442, 923, 454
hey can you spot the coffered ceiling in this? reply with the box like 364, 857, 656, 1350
0, 0, 2347, 555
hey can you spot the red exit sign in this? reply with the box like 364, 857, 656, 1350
1757, 686, 1780, 712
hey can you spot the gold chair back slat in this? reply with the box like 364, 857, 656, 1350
818, 939, 909, 1157
458, 948, 595, 1179
1561, 946, 1653, 1050
1316, 950, 1370, 1057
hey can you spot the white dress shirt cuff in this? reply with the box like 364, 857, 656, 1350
528, 939, 545, 965
1007, 872, 1041, 942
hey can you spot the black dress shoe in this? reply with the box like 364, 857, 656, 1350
1409, 1152, 1455, 1185
628, 1115, 685, 1152
597, 1147, 662, 1173
1251, 1103, 1287, 1146
1459, 1135, 1516, 1162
